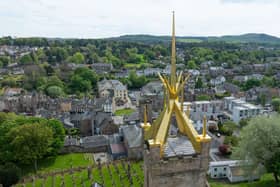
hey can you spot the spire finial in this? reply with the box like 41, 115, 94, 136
203, 115, 207, 137
144, 105, 147, 125
171, 11, 176, 87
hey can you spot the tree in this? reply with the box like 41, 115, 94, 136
224, 135, 239, 147
7, 123, 53, 172
69, 75, 92, 94
19, 54, 33, 64
242, 79, 261, 91
0, 56, 11, 67
272, 98, 280, 112
233, 115, 280, 186
259, 94, 266, 107
23, 65, 46, 90
195, 77, 203, 88
239, 118, 249, 128
68, 67, 98, 94
0, 163, 20, 187
220, 121, 237, 136
67, 52, 85, 64
46, 86, 64, 98
187, 60, 197, 69
125, 71, 148, 89
45, 119, 65, 155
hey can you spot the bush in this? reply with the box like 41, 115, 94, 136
224, 135, 239, 147
219, 144, 231, 155
0, 163, 21, 187
46, 85, 64, 98
239, 118, 249, 128
219, 121, 237, 136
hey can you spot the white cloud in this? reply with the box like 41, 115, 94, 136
0, 0, 279, 38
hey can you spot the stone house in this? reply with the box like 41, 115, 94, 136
210, 76, 226, 86
209, 160, 261, 183
121, 125, 143, 160
92, 63, 113, 74
98, 79, 128, 102
70, 110, 93, 136
209, 66, 224, 77
62, 135, 109, 153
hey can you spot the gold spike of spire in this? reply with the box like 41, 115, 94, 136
203, 115, 207, 137
144, 105, 147, 125
181, 75, 184, 111
142, 13, 211, 158
170, 11, 176, 87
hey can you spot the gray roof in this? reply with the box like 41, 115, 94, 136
81, 135, 108, 148
124, 111, 139, 122
163, 136, 196, 158
122, 125, 142, 148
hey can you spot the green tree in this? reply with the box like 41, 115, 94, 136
242, 79, 261, 91
126, 71, 148, 89
259, 94, 266, 107
45, 119, 65, 155
195, 77, 203, 88
74, 67, 98, 87
220, 121, 237, 136
233, 115, 280, 185
0, 56, 11, 67
272, 98, 280, 112
187, 60, 197, 69
67, 52, 85, 64
239, 118, 249, 128
46, 86, 64, 98
19, 54, 33, 64
0, 162, 20, 187
7, 123, 53, 172
69, 75, 92, 94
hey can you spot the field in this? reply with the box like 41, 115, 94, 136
114, 108, 135, 116
17, 159, 144, 187
16, 153, 276, 187
21, 153, 93, 176
209, 174, 275, 187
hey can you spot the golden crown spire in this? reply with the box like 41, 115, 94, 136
171, 11, 176, 87
142, 12, 211, 158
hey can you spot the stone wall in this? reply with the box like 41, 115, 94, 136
60, 145, 108, 154
144, 142, 210, 187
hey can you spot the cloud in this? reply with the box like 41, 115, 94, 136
0, 0, 279, 38
221, 0, 279, 4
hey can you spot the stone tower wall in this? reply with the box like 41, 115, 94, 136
144, 142, 210, 187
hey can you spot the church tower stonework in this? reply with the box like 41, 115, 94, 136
141, 12, 211, 187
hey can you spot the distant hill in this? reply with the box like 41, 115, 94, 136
109, 33, 280, 44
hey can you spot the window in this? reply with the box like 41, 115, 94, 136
214, 168, 217, 171
224, 168, 226, 171
214, 174, 217, 177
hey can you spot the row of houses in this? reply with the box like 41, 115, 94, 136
183, 96, 263, 124
62, 124, 143, 160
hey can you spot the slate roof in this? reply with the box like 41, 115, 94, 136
122, 125, 142, 148
81, 135, 108, 148
110, 143, 126, 154
163, 136, 196, 158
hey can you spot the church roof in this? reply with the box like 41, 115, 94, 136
164, 136, 196, 158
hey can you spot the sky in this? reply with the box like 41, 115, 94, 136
0, 0, 280, 38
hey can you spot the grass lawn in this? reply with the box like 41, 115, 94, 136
22, 153, 94, 176
209, 174, 276, 187
124, 63, 152, 69
115, 108, 135, 116
17, 161, 143, 187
